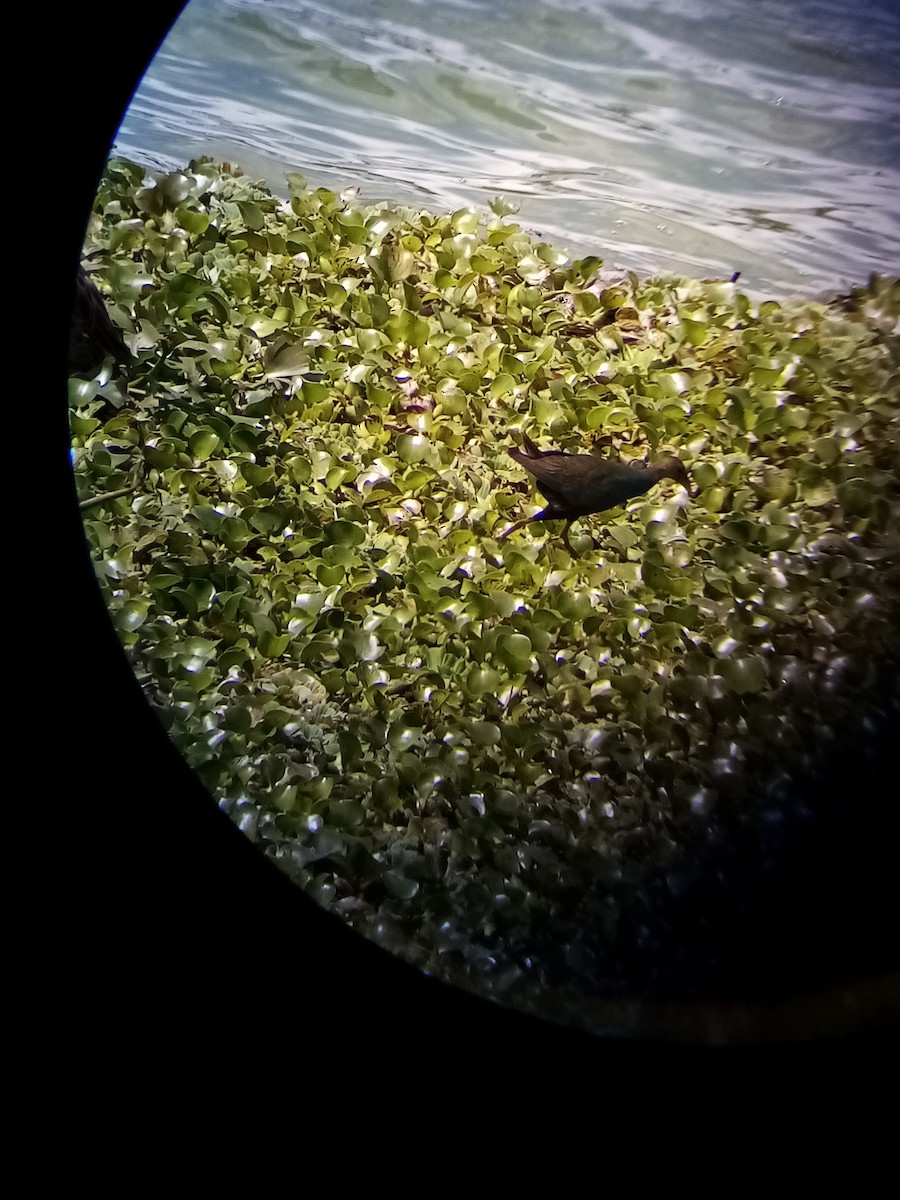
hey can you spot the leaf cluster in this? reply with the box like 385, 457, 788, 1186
72, 159, 900, 1020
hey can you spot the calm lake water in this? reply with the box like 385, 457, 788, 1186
117, 0, 900, 298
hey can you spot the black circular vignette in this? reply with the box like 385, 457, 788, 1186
55, 1, 898, 1073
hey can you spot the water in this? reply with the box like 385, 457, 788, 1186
117, 0, 900, 297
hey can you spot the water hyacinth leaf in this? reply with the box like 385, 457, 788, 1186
221, 517, 251, 548
147, 571, 182, 591
189, 429, 221, 461
323, 520, 365, 546
497, 632, 532, 671
236, 200, 266, 230
837, 480, 871, 515
804, 481, 836, 507
367, 294, 391, 327
691, 462, 719, 491
347, 631, 383, 662
328, 799, 365, 829
241, 462, 274, 487
293, 591, 327, 616
114, 600, 149, 633
701, 486, 729, 513
396, 434, 428, 464
720, 656, 768, 695
222, 703, 253, 734
467, 666, 501, 697
469, 721, 501, 747
247, 314, 287, 338
810, 437, 841, 465
317, 563, 344, 586
489, 373, 516, 398
387, 246, 416, 282
383, 870, 419, 901
491, 790, 521, 816
258, 632, 291, 658
175, 636, 218, 668
263, 342, 311, 379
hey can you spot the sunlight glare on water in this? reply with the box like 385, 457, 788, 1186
117, 0, 900, 295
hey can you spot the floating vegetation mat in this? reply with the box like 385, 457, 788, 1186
71, 159, 900, 1034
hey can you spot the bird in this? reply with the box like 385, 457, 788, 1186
501, 432, 693, 554
68, 263, 131, 377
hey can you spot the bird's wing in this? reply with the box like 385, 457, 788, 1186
525, 451, 597, 488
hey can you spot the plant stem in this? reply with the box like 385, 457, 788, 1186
78, 486, 133, 512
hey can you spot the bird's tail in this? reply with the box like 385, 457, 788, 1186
71, 264, 131, 373
510, 432, 543, 462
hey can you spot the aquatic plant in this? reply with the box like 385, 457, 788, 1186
71, 158, 900, 1022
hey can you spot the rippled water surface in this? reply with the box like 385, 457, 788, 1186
119, 0, 900, 297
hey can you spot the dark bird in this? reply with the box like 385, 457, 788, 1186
501, 432, 692, 553
68, 263, 131, 377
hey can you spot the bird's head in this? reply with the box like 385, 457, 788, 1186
652, 455, 693, 496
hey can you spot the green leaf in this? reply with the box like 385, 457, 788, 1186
328, 800, 365, 829
467, 666, 501, 696
258, 632, 291, 658
189, 429, 221, 461
396, 434, 429, 463
323, 520, 365, 546
263, 342, 311, 379
237, 200, 266, 230
470, 721, 501, 747
241, 463, 274, 487
497, 632, 532, 671
720, 657, 768, 695
383, 870, 419, 900
114, 601, 149, 633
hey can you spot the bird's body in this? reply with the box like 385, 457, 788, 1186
503, 433, 691, 552
68, 264, 130, 377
